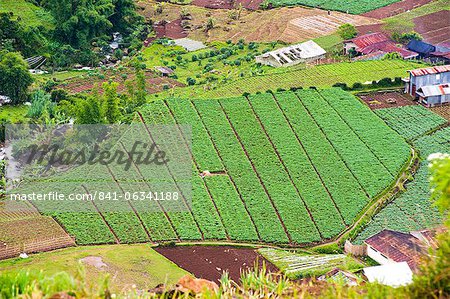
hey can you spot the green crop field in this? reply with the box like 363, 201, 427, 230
0, 0, 54, 29
263, 0, 400, 14
375, 105, 448, 141
14, 88, 411, 246
354, 124, 450, 244
156, 60, 423, 100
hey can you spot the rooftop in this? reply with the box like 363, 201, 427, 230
416, 84, 450, 97
365, 229, 428, 271
256, 40, 326, 66
408, 65, 450, 76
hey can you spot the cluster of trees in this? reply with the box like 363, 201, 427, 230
0, 0, 148, 68
54, 68, 148, 124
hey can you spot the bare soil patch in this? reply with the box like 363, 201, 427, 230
155, 246, 278, 282
413, 10, 450, 45
430, 105, 450, 121
359, 91, 417, 110
362, 0, 434, 19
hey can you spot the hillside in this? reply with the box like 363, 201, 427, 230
14, 88, 411, 245
0, 0, 54, 29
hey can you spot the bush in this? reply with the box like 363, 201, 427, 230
332, 83, 349, 90
266, 89, 273, 94
242, 92, 250, 97
337, 24, 357, 40
352, 82, 363, 90
276, 88, 286, 92
186, 77, 196, 86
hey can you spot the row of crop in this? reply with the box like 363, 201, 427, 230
354, 127, 450, 243
318, 88, 411, 175
219, 96, 321, 244
166, 99, 260, 242
193, 99, 290, 243
275, 91, 370, 225
202, 60, 422, 99
374, 105, 447, 141
152, 101, 229, 241
84, 177, 151, 243
247, 93, 345, 239
135, 108, 205, 240
139, 103, 226, 240
299, 89, 393, 198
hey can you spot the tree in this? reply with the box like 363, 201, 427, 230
337, 23, 357, 40
102, 82, 121, 123
0, 52, 33, 104
205, 18, 215, 32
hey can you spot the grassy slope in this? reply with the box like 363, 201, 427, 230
0, 0, 54, 29
0, 244, 188, 291
383, 0, 450, 33
152, 60, 423, 100
0, 105, 29, 123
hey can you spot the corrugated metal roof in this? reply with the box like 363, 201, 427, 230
417, 84, 450, 97
407, 39, 435, 54
365, 229, 428, 271
350, 32, 390, 49
409, 65, 450, 76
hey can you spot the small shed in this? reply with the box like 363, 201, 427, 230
416, 84, 450, 106
405, 65, 450, 98
363, 262, 413, 287
155, 66, 174, 77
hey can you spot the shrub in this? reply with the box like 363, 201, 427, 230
352, 82, 363, 90
337, 24, 357, 40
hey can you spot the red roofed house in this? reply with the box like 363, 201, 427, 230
364, 229, 439, 272
344, 32, 418, 60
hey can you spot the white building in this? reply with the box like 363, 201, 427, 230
255, 40, 326, 67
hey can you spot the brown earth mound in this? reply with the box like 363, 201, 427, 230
362, 0, 434, 19
155, 246, 278, 282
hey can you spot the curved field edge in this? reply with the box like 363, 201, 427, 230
352, 126, 450, 244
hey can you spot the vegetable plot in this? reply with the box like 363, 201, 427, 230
16, 89, 410, 246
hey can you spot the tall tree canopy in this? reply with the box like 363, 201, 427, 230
0, 52, 33, 104
42, 0, 140, 49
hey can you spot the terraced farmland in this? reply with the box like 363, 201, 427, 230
354, 127, 450, 244
181, 60, 422, 99
9, 89, 411, 246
